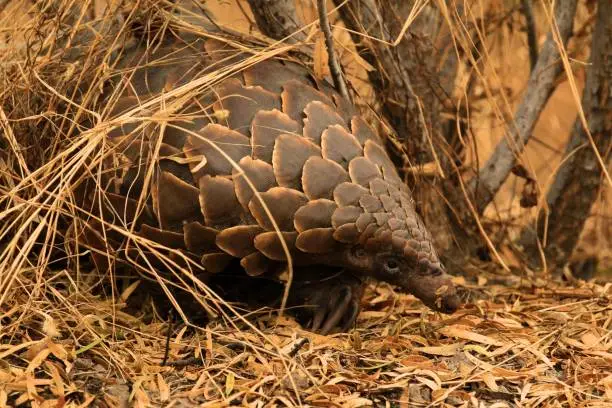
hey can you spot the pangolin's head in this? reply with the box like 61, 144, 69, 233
307, 168, 461, 314
335, 234, 460, 314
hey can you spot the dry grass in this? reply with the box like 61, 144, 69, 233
0, 0, 610, 406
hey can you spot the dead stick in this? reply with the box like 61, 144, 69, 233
317, 0, 350, 102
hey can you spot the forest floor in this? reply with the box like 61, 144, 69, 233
1, 269, 611, 407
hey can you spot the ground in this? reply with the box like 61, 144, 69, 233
1, 269, 610, 407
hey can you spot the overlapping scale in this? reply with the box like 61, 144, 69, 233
152, 171, 201, 230
213, 79, 280, 135
302, 157, 348, 200
321, 125, 362, 168
240, 252, 274, 276
254, 231, 298, 261
303, 101, 347, 144
243, 60, 310, 94
296, 228, 341, 253
272, 134, 321, 189
293, 199, 337, 232
216, 225, 263, 258
184, 124, 251, 178
198, 175, 242, 228
348, 157, 381, 186
350, 116, 380, 145
251, 109, 300, 163
281, 79, 334, 125
248, 187, 308, 231
232, 156, 277, 212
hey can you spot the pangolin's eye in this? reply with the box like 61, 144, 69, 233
384, 258, 400, 274
352, 247, 367, 258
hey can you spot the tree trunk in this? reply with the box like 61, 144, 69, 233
332, 0, 453, 163
466, 0, 578, 215
246, 0, 306, 42
518, 0, 611, 271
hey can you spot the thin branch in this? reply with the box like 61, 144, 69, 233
521, 0, 539, 72
467, 0, 578, 215
317, 0, 350, 102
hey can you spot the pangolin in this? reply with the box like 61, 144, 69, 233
74, 34, 460, 333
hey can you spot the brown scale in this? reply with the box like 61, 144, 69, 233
106, 96, 154, 138
254, 231, 298, 261
248, 187, 308, 231
296, 228, 341, 253
333, 182, 369, 207
216, 225, 263, 258
118, 44, 206, 97
303, 101, 348, 144
294, 199, 337, 232
351, 116, 381, 146
281, 79, 334, 126
232, 157, 277, 212
240, 252, 276, 276
161, 97, 214, 149
251, 109, 299, 163
243, 59, 311, 94
302, 157, 348, 200
348, 157, 381, 186
321, 125, 362, 169
198, 175, 242, 228
333, 224, 361, 244
213, 79, 280, 135
184, 124, 251, 178
152, 171, 201, 230
77, 35, 460, 335
272, 134, 321, 189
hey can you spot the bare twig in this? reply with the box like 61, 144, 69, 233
467, 0, 578, 215
316, 0, 350, 102
521, 0, 539, 72
246, 0, 306, 42
519, 0, 612, 270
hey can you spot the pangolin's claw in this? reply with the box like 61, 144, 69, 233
289, 271, 364, 334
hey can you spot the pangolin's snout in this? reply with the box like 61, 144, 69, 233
403, 267, 461, 314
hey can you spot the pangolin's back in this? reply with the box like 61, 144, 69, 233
75, 35, 459, 329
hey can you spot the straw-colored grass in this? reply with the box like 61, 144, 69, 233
1, 0, 610, 406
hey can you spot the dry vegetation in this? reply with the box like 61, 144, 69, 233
0, 0, 610, 407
